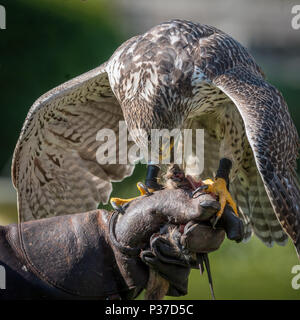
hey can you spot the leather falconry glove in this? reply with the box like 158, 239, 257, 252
0, 188, 240, 300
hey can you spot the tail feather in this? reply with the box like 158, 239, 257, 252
266, 170, 300, 258
256, 171, 288, 246
232, 163, 288, 247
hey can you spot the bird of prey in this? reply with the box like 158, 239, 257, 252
12, 20, 300, 256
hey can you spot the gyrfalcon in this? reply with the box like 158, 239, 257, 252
12, 20, 300, 256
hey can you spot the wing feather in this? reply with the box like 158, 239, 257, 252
12, 63, 135, 222
213, 66, 300, 255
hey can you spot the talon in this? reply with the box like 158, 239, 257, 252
137, 182, 152, 196
110, 181, 151, 210
212, 214, 221, 229
202, 177, 238, 225
192, 185, 208, 198
110, 200, 126, 214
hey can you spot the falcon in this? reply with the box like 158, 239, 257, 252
12, 20, 300, 257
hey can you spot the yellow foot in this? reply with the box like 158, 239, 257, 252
110, 182, 151, 211
203, 178, 238, 227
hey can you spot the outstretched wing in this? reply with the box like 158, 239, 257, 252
213, 66, 300, 255
184, 107, 289, 247
12, 63, 135, 222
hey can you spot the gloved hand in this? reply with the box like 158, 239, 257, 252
141, 231, 192, 296
140, 219, 225, 296
139, 204, 243, 298
0, 188, 239, 300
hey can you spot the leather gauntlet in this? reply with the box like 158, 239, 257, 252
0, 189, 237, 300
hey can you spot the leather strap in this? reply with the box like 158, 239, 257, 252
109, 210, 141, 257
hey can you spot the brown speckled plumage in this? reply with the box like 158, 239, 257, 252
12, 20, 300, 255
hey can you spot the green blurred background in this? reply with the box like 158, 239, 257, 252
0, 0, 299, 299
